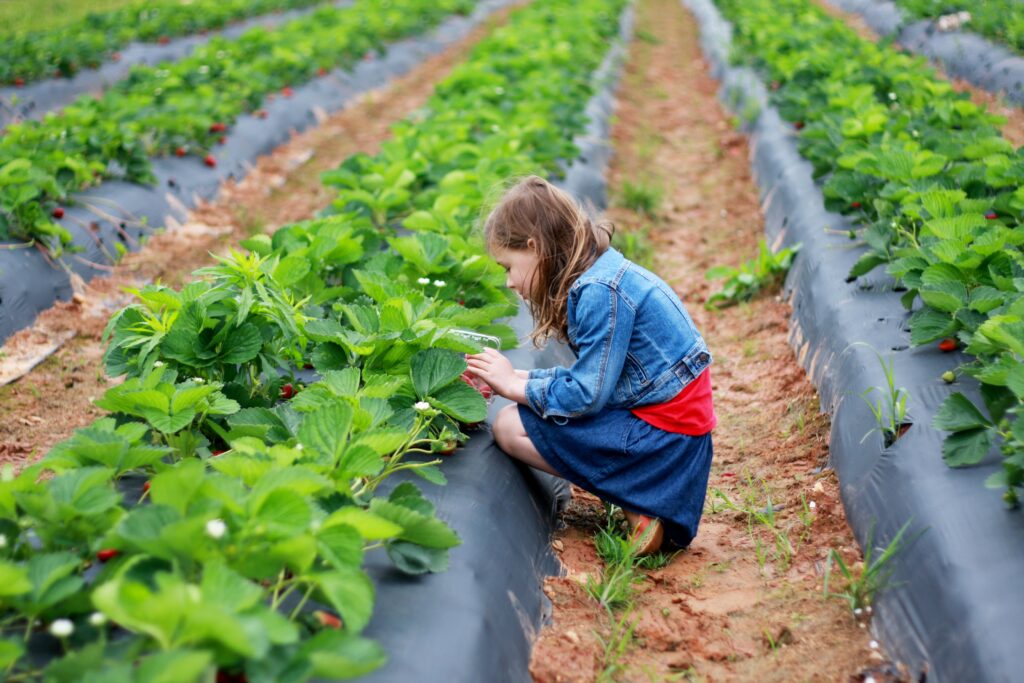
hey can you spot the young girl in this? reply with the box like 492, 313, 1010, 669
466, 176, 716, 555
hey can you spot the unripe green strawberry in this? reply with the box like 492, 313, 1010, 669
942, 371, 955, 384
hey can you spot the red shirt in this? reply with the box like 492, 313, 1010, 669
630, 368, 716, 435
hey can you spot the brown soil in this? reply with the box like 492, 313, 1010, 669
813, 0, 1024, 147
528, 1, 906, 681
0, 6, 515, 470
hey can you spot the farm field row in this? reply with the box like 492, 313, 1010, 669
0, 0, 333, 86
0, 0, 472, 254
718, 0, 1024, 505
0, 0, 626, 679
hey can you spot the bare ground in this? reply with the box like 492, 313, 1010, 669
0, 6, 515, 470
528, 1, 904, 680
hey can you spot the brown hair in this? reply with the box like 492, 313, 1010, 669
483, 175, 613, 345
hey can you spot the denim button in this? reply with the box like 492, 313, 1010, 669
698, 352, 710, 363
553, 416, 569, 426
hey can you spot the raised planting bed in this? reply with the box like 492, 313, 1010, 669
0, 0, 505, 346
683, 0, 1024, 681
0, 0, 474, 254
0, 0, 354, 129
0, 0, 332, 88
0, 0, 632, 679
825, 0, 1024, 108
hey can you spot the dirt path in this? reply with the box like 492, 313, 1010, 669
812, 0, 1024, 147
528, 1, 898, 680
0, 5, 517, 470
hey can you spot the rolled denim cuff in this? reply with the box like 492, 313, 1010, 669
525, 377, 550, 417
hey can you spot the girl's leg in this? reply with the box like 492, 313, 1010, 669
492, 404, 561, 477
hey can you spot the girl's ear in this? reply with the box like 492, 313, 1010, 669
526, 237, 538, 252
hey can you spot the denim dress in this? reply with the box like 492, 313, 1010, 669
518, 247, 714, 548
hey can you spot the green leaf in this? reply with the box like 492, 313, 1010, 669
0, 561, 31, 597
0, 639, 24, 669
410, 348, 466, 398
253, 489, 311, 536
313, 567, 375, 633
909, 307, 957, 345
942, 428, 995, 467
220, 323, 263, 364
299, 631, 386, 679
298, 403, 354, 464
322, 507, 402, 540
429, 382, 487, 423
368, 499, 460, 549
933, 393, 992, 432
136, 649, 212, 683
200, 561, 263, 612
273, 255, 312, 286
386, 541, 450, 575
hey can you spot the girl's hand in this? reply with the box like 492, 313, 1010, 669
466, 348, 528, 404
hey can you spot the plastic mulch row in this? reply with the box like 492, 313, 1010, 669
682, 1, 1024, 682
825, 0, 1024, 108
0, 1, 353, 129
0, 0, 512, 346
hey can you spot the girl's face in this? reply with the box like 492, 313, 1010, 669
492, 240, 541, 300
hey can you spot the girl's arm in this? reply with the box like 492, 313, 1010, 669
523, 282, 635, 419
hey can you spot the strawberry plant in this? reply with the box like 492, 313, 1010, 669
0, 0, 474, 253
716, 0, 1024, 505
894, 0, 1024, 56
0, 0, 330, 87
0, 0, 630, 676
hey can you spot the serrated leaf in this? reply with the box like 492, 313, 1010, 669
410, 348, 466, 398
429, 382, 486, 423
933, 393, 992, 432
942, 428, 995, 467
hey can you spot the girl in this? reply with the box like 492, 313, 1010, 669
466, 176, 716, 555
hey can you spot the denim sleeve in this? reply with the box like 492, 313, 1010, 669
528, 367, 561, 380
524, 283, 635, 418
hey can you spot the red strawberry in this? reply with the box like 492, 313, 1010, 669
280, 383, 295, 400
281, 86, 294, 97
157, 36, 170, 45
303, 363, 314, 369
938, 338, 957, 352
793, 121, 805, 130
317, 67, 328, 77
52, 207, 65, 219
175, 146, 186, 157
204, 154, 216, 168
314, 610, 342, 629
458, 299, 465, 306
211, 449, 227, 457
97, 548, 119, 562
985, 211, 997, 220
256, 109, 268, 119
209, 122, 227, 133
850, 201, 862, 209
479, 385, 494, 400
13, 77, 24, 87
142, 481, 151, 493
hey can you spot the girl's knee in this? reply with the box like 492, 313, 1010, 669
493, 404, 521, 451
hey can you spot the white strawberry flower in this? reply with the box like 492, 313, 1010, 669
0, 533, 7, 549
49, 619, 74, 638
854, 608, 863, 616
432, 280, 446, 287
192, 377, 205, 384
153, 360, 164, 367
205, 518, 227, 540
869, 640, 879, 650
295, 443, 304, 451
808, 501, 816, 510
417, 277, 431, 285
88, 612, 107, 627
414, 401, 432, 412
